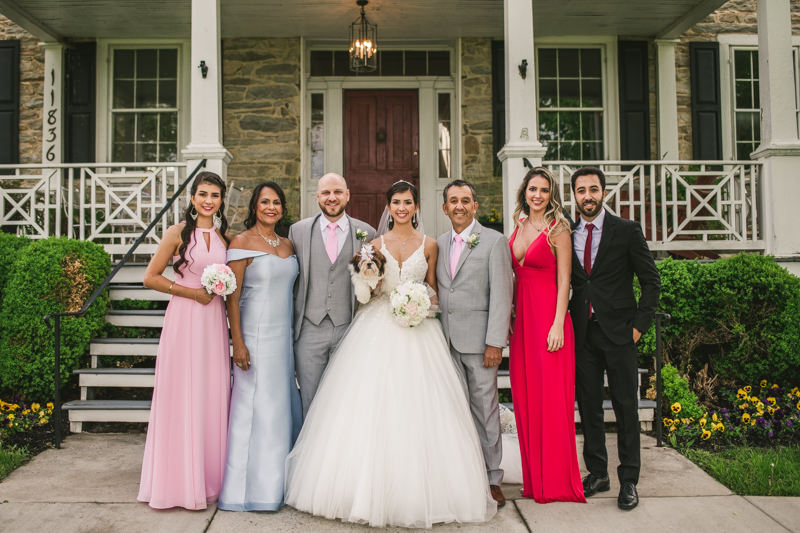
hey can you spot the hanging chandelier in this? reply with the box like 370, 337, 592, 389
349, 0, 378, 73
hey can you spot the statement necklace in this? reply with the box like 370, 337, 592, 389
256, 229, 280, 248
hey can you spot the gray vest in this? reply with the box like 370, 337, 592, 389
305, 226, 354, 326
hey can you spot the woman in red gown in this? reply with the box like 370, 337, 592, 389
509, 167, 586, 504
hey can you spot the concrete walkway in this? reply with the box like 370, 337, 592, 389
0, 433, 798, 533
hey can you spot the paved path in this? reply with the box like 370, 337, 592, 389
0, 433, 797, 532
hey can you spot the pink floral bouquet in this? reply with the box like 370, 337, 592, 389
389, 281, 431, 328
200, 263, 237, 300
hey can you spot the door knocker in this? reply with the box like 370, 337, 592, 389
376, 128, 387, 142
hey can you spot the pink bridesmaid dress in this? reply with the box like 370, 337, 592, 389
509, 227, 585, 504
138, 227, 231, 510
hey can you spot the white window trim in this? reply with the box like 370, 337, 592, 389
718, 34, 800, 160
96, 39, 191, 164
534, 36, 620, 161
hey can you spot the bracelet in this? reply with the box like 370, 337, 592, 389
194, 289, 198, 302
167, 281, 175, 294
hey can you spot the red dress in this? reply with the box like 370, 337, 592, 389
509, 227, 585, 504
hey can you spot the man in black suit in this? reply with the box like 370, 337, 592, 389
568, 167, 660, 511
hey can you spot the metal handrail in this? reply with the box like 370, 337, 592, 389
43, 159, 207, 449
654, 312, 672, 447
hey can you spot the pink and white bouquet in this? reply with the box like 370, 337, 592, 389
200, 263, 237, 299
389, 281, 431, 328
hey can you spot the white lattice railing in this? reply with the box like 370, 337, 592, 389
545, 161, 765, 253
0, 163, 187, 256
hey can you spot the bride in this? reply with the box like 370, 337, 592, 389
284, 180, 497, 528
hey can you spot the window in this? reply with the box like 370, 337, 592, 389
309, 50, 451, 77
732, 49, 761, 161
537, 48, 604, 160
310, 93, 324, 179
111, 48, 179, 163
437, 93, 452, 178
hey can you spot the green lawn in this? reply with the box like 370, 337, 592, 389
0, 444, 29, 481
684, 446, 800, 496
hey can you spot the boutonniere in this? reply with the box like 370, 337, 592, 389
356, 228, 368, 241
466, 233, 480, 249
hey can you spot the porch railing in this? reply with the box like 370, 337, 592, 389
0, 163, 188, 257
545, 161, 764, 253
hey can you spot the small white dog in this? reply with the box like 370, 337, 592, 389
348, 244, 386, 304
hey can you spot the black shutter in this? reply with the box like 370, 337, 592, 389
64, 42, 96, 163
491, 40, 505, 175
0, 40, 20, 172
690, 42, 722, 160
618, 41, 650, 160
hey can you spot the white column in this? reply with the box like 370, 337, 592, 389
497, 0, 547, 235
655, 39, 680, 160
182, 0, 232, 179
418, 81, 437, 238
41, 42, 63, 166
753, 0, 800, 257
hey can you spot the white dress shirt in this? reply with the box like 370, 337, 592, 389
450, 219, 477, 260
319, 214, 350, 254
573, 207, 606, 270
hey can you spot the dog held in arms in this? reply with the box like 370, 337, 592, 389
349, 244, 386, 304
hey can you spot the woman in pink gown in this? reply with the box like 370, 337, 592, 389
137, 172, 231, 510
509, 167, 585, 504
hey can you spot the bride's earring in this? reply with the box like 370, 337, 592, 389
190, 205, 198, 221
212, 211, 222, 229
411, 212, 418, 228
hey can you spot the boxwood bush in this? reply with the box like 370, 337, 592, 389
0, 238, 110, 398
0, 233, 31, 300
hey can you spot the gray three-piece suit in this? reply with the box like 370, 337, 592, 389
436, 221, 514, 487
288, 213, 376, 419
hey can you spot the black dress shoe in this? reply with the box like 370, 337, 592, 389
582, 474, 610, 497
617, 483, 638, 510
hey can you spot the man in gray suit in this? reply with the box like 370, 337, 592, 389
288, 173, 376, 419
436, 179, 514, 507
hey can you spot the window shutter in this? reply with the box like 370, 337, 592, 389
690, 42, 722, 160
0, 40, 20, 171
491, 40, 505, 175
64, 42, 96, 163
618, 41, 650, 160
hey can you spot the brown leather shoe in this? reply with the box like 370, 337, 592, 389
490, 485, 506, 507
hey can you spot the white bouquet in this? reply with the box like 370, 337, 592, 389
200, 263, 237, 299
389, 281, 431, 328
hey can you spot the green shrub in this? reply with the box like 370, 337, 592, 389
0, 233, 31, 300
662, 364, 705, 420
0, 238, 110, 398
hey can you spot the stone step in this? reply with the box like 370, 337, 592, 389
90, 338, 160, 357
109, 285, 169, 301
105, 310, 165, 328
75, 368, 155, 388
497, 368, 648, 389
109, 264, 174, 284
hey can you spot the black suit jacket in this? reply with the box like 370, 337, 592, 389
569, 210, 661, 347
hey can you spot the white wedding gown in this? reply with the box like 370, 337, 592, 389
285, 236, 497, 528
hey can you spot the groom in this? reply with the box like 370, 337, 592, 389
437, 179, 514, 507
288, 173, 376, 419
569, 167, 661, 511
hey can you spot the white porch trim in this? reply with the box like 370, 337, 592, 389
655, 39, 680, 160
41, 42, 63, 167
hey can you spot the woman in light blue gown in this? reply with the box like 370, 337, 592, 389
218, 182, 302, 512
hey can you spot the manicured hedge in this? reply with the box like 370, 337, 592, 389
0, 233, 31, 300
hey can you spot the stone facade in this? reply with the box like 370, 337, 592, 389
0, 15, 43, 164
222, 38, 301, 231
460, 38, 503, 216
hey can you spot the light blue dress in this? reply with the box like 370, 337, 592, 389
218, 250, 302, 512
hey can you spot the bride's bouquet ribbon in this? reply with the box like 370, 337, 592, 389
200, 263, 237, 300
389, 281, 432, 328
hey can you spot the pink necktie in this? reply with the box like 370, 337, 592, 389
326, 222, 339, 263
450, 234, 463, 279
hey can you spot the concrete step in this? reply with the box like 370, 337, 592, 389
105, 310, 165, 328
75, 368, 155, 388
109, 285, 170, 301
63, 400, 151, 431
90, 337, 160, 357
497, 368, 648, 390
109, 264, 174, 284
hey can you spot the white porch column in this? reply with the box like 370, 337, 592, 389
41, 42, 63, 166
498, 0, 547, 235
753, 0, 800, 258
182, 0, 232, 179
655, 40, 680, 160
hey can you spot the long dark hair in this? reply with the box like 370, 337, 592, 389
244, 181, 289, 237
386, 180, 420, 230
173, 171, 229, 277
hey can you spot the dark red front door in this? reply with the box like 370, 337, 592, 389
345, 90, 419, 228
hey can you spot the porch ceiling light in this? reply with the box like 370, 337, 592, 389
349, 0, 377, 73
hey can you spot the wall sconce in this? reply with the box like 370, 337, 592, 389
199, 61, 208, 79
518, 59, 528, 80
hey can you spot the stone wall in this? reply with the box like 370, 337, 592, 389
222, 38, 301, 232
0, 15, 43, 164
461, 38, 503, 216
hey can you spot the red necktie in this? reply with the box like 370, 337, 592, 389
584, 223, 595, 318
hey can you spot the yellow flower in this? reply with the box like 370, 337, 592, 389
742, 413, 751, 424
737, 389, 748, 400
757, 402, 765, 413
7, 414, 14, 421
701, 429, 712, 440
760, 380, 768, 388
750, 396, 759, 403
767, 397, 777, 407
744, 386, 752, 393
22, 409, 30, 415
663, 418, 673, 427
712, 413, 718, 422
31, 403, 40, 412
699, 418, 707, 428
670, 425, 677, 432
797, 400, 800, 410
740, 403, 749, 409
46, 402, 54, 410
40, 418, 48, 424
791, 387, 799, 396
689, 418, 695, 423
39, 410, 45, 418
681, 418, 689, 425
751, 419, 757, 426
713, 422, 725, 432
768, 406, 775, 415
773, 384, 779, 389
671, 402, 682, 414
10, 404, 18, 411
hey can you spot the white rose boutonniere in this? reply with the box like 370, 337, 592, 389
466, 233, 480, 249
356, 228, 368, 241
